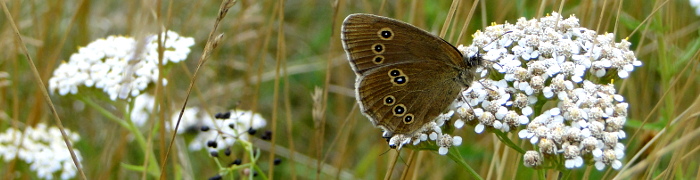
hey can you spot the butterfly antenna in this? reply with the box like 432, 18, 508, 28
379, 148, 392, 156
459, 92, 476, 111
479, 30, 513, 50
477, 29, 513, 59
473, 30, 514, 92
465, 100, 476, 111
397, 151, 408, 168
383, 150, 401, 180
478, 80, 496, 92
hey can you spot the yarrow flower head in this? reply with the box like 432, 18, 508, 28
0, 71, 9, 88
362, 13, 639, 167
130, 93, 158, 127
453, 12, 638, 170
0, 124, 82, 179
376, 109, 465, 154
129, 93, 268, 154
170, 109, 267, 152
691, 0, 700, 15
49, 31, 195, 100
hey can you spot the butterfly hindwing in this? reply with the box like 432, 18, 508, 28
356, 61, 463, 134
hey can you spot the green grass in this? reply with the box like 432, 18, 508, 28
1, 0, 700, 179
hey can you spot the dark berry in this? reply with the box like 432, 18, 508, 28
274, 158, 282, 165
261, 130, 273, 140
200, 126, 210, 131
207, 140, 218, 148
210, 151, 219, 157
230, 159, 242, 166
208, 174, 222, 180
224, 147, 231, 156
215, 112, 232, 119
247, 128, 257, 135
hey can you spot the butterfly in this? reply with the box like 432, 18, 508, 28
341, 13, 482, 149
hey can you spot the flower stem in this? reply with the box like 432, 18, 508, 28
78, 96, 129, 128
537, 168, 546, 180
78, 96, 161, 177
493, 130, 526, 154
446, 147, 483, 180
560, 169, 571, 179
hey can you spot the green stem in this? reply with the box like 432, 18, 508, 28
78, 96, 161, 177
129, 118, 162, 176
446, 147, 483, 180
213, 158, 223, 171
493, 130, 526, 154
253, 163, 269, 180
537, 168, 546, 180
533, 95, 546, 118
78, 96, 129, 128
123, 100, 161, 177
560, 169, 571, 179
240, 138, 268, 180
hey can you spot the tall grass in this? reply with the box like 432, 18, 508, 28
1, 0, 699, 179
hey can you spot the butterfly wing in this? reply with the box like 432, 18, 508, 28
341, 13, 468, 135
356, 62, 463, 134
341, 14, 466, 76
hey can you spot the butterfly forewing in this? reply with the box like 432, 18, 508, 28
341, 14, 466, 75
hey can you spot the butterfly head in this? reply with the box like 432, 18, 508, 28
387, 134, 411, 150
464, 51, 484, 68
454, 52, 484, 88
381, 130, 411, 149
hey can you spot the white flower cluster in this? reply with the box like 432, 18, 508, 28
130, 93, 157, 127
439, 12, 637, 169
0, 124, 82, 179
691, 0, 700, 15
386, 111, 463, 155
0, 71, 9, 88
517, 81, 627, 170
169, 108, 267, 152
129, 93, 268, 152
49, 31, 195, 100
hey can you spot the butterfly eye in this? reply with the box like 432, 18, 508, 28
403, 114, 415, 124
383, 95, 395, 106
392, 104, 406, 116
378, 27, 393, 40
465, 53, 484, 67
388, 69, 402, 77
392, 76, 408, 86
372, 43, 384, 54
373, 55, 385, 64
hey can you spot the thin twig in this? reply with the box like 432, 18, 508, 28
159, 0, 235, 179
1, 1, 87, 179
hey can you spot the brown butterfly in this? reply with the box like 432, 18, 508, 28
341, 13, 482, 149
